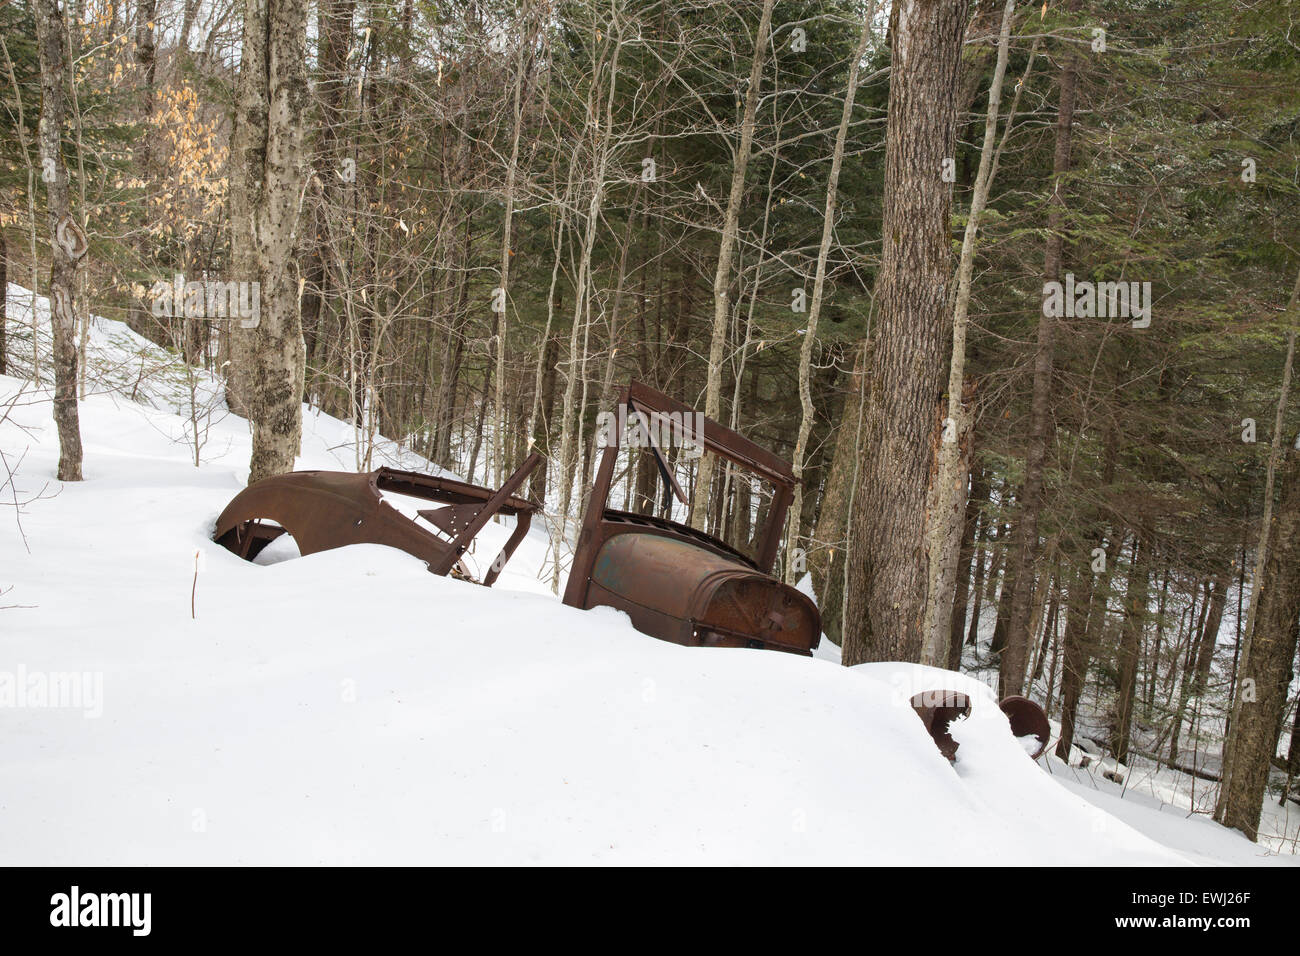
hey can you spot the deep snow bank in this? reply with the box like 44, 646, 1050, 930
1, 286, 1291, 864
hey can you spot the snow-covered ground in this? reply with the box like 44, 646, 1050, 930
2, 284, 1295, 865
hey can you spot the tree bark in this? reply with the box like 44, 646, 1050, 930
842, 0, 971, 666
34, 0, 85, 481
1216, 445, 1300, 839
922, 0, 1016, 666
1054, 548, 1096, 760
1216, 267, 1300, 836
229, 0, 309, 483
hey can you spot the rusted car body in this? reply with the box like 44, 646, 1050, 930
561, 382, 821, 656
213, 382, 1051, 762
214, 453, 541, 586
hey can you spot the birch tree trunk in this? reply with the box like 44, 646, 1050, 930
229, 0, 309, 483
842, 0, 970, 665
689, 0, 775, 530
34, 0, 85, 481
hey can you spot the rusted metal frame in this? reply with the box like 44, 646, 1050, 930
482, 510, 533, 588
623, 381, 794, 573
757, 482, 794, 575
625, 395, 688, 509
428, 451, 542, 576
625, 380, 795, 485
376, 468, 534, 516
563, 436, 622, 609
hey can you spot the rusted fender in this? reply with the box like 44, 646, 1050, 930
910, 690, 1051, 762
999, 695, 1051, 760
910, 690, 971, 762
213, 459, 539, 586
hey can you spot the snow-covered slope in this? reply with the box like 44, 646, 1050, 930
1, 286, 1294, 865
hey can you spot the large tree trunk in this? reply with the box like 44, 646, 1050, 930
842, 0, 971, 666
689, 0, 775, 530
922, 0, 1016, 666
1216, 272, 1300, 837
1216, 446, 1300, 839
229, 0, 309, 483
998, 0, 1080, 697
34, 0, 85, 482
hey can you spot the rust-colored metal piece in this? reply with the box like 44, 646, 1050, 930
999, 695, 1051, 760
213, 453, 541, 586
910, 691, 972, 762
562, 382, 820, 656
911, 689, 1052, 761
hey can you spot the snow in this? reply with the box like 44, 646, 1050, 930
2, 284, 1296, 865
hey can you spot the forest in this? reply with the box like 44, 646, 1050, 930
2, 0, 1298, 852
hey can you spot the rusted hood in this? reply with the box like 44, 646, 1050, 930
589, 532, 820, 655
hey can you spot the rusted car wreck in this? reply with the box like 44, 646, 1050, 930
213, 381, 1050, 761
560, 381, 820, 656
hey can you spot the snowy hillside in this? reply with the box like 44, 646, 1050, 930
1, 285, 1295, 865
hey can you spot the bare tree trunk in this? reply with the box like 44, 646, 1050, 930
0, 34, 43, 384
809, 344, 868, 645
1216, 444, 1300, 839
689, 0, 775, 530
921, 0, 1017, 666
785, 1, 876, 578
1169, 570, 1227, 763
946, 464, 988, 670
551, 23, 623, 592
1111, 533, 1152, 765
1054, 548, 1096, 760
229, 0, 309, 483
842, 0, 971, 665
999, 0, 1080, 696
494, 6, 530, 488
1217, 266, 1300, 834
0, 232, 6, 375
34, 0, 85, 481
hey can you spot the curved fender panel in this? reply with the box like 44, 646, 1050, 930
999, 695, 1051, 760
213, 470, 450, 570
